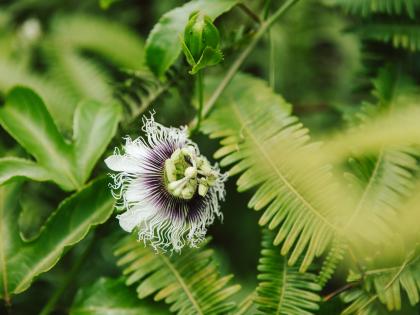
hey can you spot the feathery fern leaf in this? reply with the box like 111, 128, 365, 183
114, 237, 241, 315
256, 229, 321, 315
340, 286, 389, 315
358, 23, 420, 52
44, 49, 113, 103
341, 255, 420, 314
332, 0, 420, 18
343, 66, 419, 243
49, 15, 146, 70
317, 239, 346, 288
202, 73, 347, 271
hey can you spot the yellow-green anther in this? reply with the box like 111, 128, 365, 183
198, 182, 209, 197
199, 158, 212, 175
164, 145, 220, 200
171, 148, 182, 161
165, 159, 177, 182
185, 166, 197, 178
181, 180, 197, 199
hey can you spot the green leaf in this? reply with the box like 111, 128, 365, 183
145, 0, 237, 77
73, 100, 121, 183
256, 229, 321, 315
99, 0, 122, 10
0, 178, 114, 298
70, 277, 169, 315
115, 237, 241, 315
18, 182, 57, 242
0, 60, 76, 130
0, 87, 79, 190
0, 157, 51, 185
202, 73, 344, 271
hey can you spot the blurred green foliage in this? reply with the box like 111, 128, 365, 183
0, 0, 420, 314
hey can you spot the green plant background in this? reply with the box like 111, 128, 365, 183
1, 0, 420, 314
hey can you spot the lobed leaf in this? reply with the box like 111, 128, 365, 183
73, 99, 121, 183
0, 157, 52, 186
0, 87, 121, 190
0, 178, 114, 298
0, 87, 78, 190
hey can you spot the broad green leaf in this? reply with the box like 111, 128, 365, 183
70, 277, 169, 315
0, 60, 76, 130
0, 157, 51, 185
145, 0, 237, 77
18, 182, 57, 242
0, 87, 79, 190
73, 100, 121, 183
0, 178, 114, 298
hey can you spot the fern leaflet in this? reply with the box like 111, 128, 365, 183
255, 229, 321, 315
114, 237, 240, 315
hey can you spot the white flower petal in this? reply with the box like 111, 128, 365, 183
104, 155, 143, 173
117, 208, 153, 232
125, 138, 149, 159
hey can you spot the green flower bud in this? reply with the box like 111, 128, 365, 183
184, 12, 220, 60
181, 11, 223, 74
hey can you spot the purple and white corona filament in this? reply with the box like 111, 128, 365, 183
105, 115, 227, 252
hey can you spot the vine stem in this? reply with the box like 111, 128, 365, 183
193, 71, 204, 134
188, 0, 300, 130
38, 231, 97, 315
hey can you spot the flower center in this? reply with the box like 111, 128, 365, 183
164, 146, 217, 200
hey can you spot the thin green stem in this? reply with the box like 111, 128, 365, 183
189, 0, 300, 130
38, 232, 97, 315
269, 30, 276, 89
238, 3, 261, 24
263, 0, 272, 20
193, 71, 204, 134
323, 282, 360, 302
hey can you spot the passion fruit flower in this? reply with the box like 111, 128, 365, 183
105, 115, 227, 252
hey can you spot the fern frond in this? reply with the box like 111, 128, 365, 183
49, 15, 146, 70
358, 23, 420, 52
114, 69, 172, 123
318, 239, 346, 288
343, 66, 419, 243
114, 237, 241, 315
341, 254, 420, 313
202, 73, 347, 271
44, 49, 113, 103
332, 0, 419, 18
340, 286, 388, 315
256, 229, 321, 315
